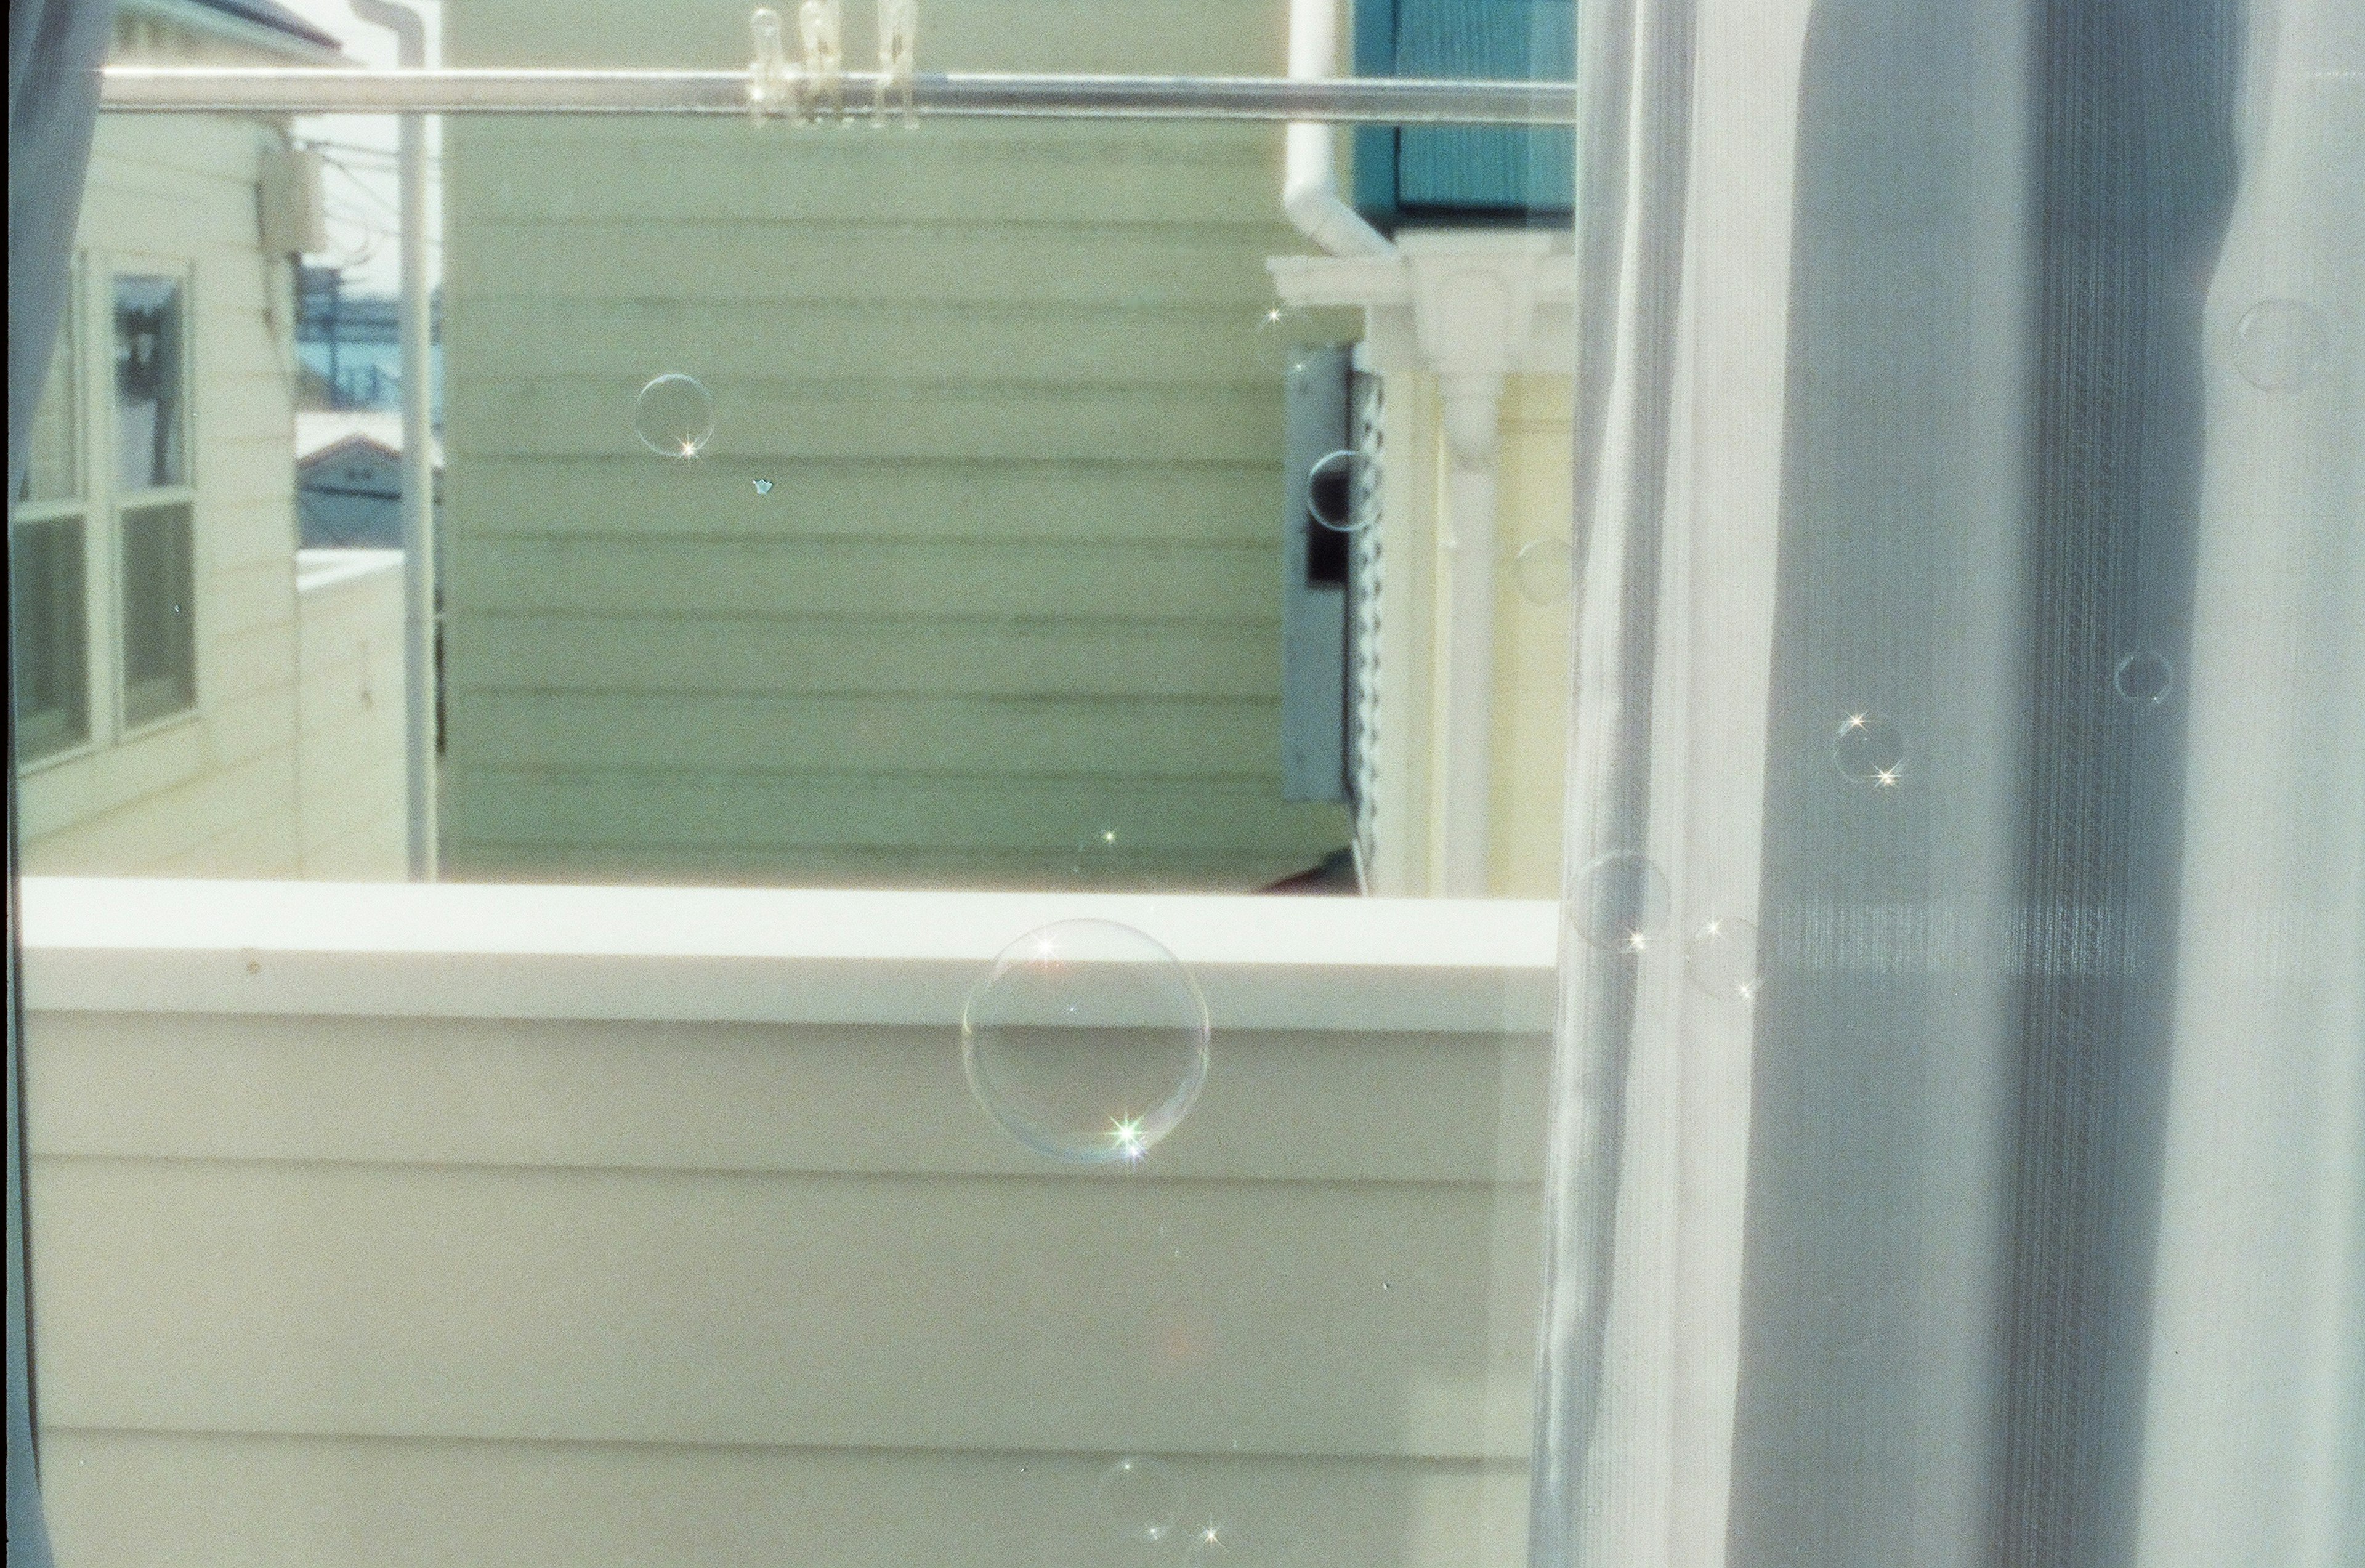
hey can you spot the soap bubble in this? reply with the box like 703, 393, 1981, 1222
962, 920, 1210, 1165
633, 373, 715, 458
1306, 448, 1372, 533
2112, 651, 2173, 708
1099, 1455, 1183, 1545
1514, 537, 1575, 604
1069, 825, 1122, 884
1685, 917, 1764, 1003
1568, 852, 1671, 955
2233, 299, 2326, 392
1254, 304, 1322, 376
1186, 1517, 1236, 1559
1832, 713, 1906, 788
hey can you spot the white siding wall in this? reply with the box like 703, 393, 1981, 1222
437, 0, 1356, 890
1489, 378, 1576, 897
17, 121, 410, 885
295, 551, 409, 878
1367, 374, 1574, 899
18, 113, 307, 878
20, 881, 1553, 1567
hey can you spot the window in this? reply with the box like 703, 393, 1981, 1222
11, 259, 204, 767
113, 273, 187, 490
9, 519, 90, 764
9, 290, 90, 765
111, 270, 196, 727
118, 501, 196, 725
20, 14, 2362, 1567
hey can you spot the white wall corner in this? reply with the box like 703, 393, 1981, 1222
1267, 235, 1576, 895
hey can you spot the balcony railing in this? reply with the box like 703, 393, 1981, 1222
20, 876, 1556, 1562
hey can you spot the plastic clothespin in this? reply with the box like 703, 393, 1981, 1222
748, 7, 793, 123
875, 0, 917, 127
798, 0, 844, 121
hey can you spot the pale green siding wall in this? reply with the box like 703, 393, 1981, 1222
440, 0, 1351, 887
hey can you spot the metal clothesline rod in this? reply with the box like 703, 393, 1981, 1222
99, 67, 1577, 125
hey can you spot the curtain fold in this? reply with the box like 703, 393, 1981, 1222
1527, 0, 1697, 1557
9, 4, 115, 1564
1535, 0, 2358, 1564
2135, 2, 2364, 1562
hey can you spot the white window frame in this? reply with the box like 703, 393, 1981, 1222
13, 251, 212, 777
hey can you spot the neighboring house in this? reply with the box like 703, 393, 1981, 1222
437, 1, 1361, 891
433, 0, 1574, 896
296, 410, 443, 549
8, 0, 408, 879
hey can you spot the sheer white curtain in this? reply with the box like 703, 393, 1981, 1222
1529, 0, 1809, 1562
2138, 2, 2363, 1563
1532, 0, 2361, 1564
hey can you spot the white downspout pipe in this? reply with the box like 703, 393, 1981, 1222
1284, 0, 1394, 257
1400, 232, 1558, 897
1437, 376, 1503, 895
349, 0, 438, 881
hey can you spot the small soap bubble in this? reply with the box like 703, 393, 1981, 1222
1832, 713, 1906, 788
752, 478, 774, 495
1686, 917, 1764, 1003
2233, 299, 2327, 392
1186, 1517, 1235, 1560
1254, 304, 1322, 376
1306, 448, 1372, 533
1099, 1455, 1183, 1545
633, 373, 715, 458
1069, 825, 1122, 884
1514, 537, 1575, 604
962, 920, 1210, 1166
2112, 651, 2173, 708
1569, 852, 1672, 955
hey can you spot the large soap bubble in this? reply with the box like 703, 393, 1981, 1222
962, 920, 1210, 1166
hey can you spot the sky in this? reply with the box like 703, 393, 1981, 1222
274, 0, 445, 294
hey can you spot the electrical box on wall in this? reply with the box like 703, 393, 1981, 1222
1352, 0, 1577, 233
1280, 346, 1352, 804
259, 145, 328, 256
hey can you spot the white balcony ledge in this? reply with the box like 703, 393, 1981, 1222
18, 877, 1560, 1034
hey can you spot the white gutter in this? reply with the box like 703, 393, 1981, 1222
119, 0, 345, 63
1284, 0, 1395, 257
348, 0, 439, 881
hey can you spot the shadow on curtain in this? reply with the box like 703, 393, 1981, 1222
1532, 0, 2359, 1564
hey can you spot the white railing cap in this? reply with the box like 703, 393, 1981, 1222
20, 878, 1558, 1033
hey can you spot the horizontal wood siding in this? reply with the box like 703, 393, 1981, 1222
28, 1006, 1543, 1565
440, 0, 1348, 887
